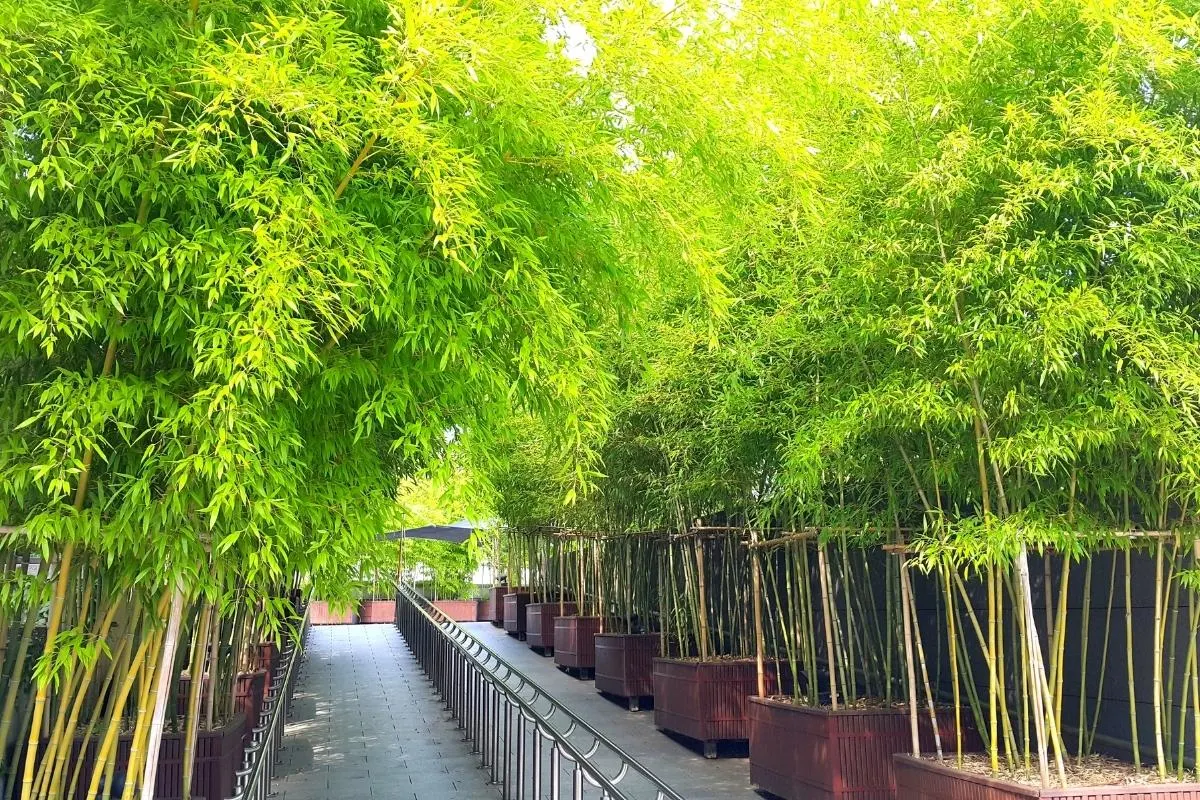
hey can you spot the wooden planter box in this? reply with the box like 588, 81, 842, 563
894, 754, 1200, 800
177, 671, 266, 749
526, 602, 577, 653
256, 642, 279, 684
488, 586, 510, 626
358, 599, 396, 623
554, 616, 601, 676
61, 713, 245, 800
309, 599, 358, 625
595, 633, 659, 710
431, 599, 480, 622
653, 657, 779, 758
750, 699, 976, 800
503, 592, 531, 638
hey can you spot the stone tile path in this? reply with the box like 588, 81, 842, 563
274, 624, 500, 800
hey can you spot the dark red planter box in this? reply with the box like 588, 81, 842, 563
595, 633, 659, 709
554, 616, 601, 672
894, 754, 1200, 800
60, 713, 245, 800
488, 586, 509, 626
526, 602, 577, 651
503, 592, 531, 638
309, 600, 357, 625
653, 657, 780, 756
431, 599, 480, 622
256, 642, 279, 684
750, 699, 978, 800
358, 599, 396, 623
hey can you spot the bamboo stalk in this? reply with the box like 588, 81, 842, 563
1014, 551, 1051, 786
1192, 542, 1200, 777
952, 591, 990, 755
1050, 558, 1069, 737
750, 529, 766, 698
996, 570, 1016, 769
1126, 548, 1141, 770
123, 626, 165, 800
1164, 540, 1181, 771
693, 539, 711, 661
1176, 608, 1194, 780
1153, 541, 1168, 778
1076, 558, 1093, 763
987, 564, 999, 774
142, 585, 186, 800
943, 567, 963, 765
799, 543, 819, 705
182, 602, 212, 800
204, 607, 220, 729
899, 553, 920, 756
817, 543, 839, 709
905, 566, 942, 761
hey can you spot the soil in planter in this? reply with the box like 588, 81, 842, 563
942, 754, 1200, 788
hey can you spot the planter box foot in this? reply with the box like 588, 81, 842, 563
703, 741, 718, 759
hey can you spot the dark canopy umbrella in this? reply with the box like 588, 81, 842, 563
381, 519, 488, 544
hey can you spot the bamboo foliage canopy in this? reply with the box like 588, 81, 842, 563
0, 1, 782, 797
0, 0, 772, 624
479, 0, 1200, 789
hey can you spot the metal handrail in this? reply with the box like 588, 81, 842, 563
226, 606, 310, 800
395, 581, 685, 800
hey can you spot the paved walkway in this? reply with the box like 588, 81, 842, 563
458, 622, 762, 800
274, 624, 499, 800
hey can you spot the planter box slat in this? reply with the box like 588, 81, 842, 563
595, 633, 660, 710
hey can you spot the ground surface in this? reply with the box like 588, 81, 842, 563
274, 624, 500, 800
458, 621, 763, 800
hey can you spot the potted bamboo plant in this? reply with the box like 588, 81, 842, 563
523, 531, 577, 653
748, 530, 970, 800
653, 530, 781, 758
594, 533, 663, 705
554, 533, 606, 678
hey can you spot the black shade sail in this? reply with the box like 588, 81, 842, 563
381, 519, 487, 544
